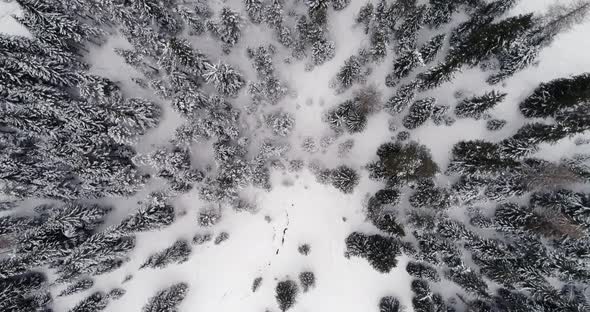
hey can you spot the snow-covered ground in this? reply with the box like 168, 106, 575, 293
2, 0, 590, 311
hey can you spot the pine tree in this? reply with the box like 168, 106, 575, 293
409, 179, 451, 210
419, 34, 445, 64
245, 0, 264, 24
406, 261, 440, 282
373, 212, 406, 237
275, 279, 298, 311
367, 189, 401, 221
403, 97, 436, 129
386, 50, 424, 87
489, 1, 590, 83
140, 240, 192, 269
311, 38, 335, 65
447, 140, 520, 177
379, 296, 402, 312
0, 271, 49, 312
203, 62, 245, 97
334, 55, 363, 91
445, 265, 489, 297
209, 7, 242, 49
455, 90, 507, 119
356, 2, 374, 34
70, 291, 109, 312
142, 283, 189, 312
119, 192, 175, 232
500, 123, 568, 158
266, 111, 295, 137
520, 73, 590, 118
332, 0, 351, 11
368, 141, 439, 186
324, 100, 368, 134
345, 232, 402, 273
416, 60, 461, 91
330, 166, 360, 194
425, 0, 459, 28
58, 278, 94, 297
449, 13, 535, 67
395, 5, 427, 53
385, 82, 418, 114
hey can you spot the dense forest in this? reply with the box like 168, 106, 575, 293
1, 0, 589, 311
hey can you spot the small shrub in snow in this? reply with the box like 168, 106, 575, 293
397, 131, 410, 141
298, 244, 311, 255
197, 207, 221, 227
192, 233, 212, 245
299, 271, 315, 292
487, 118, 507, 131
301, 137, 318, 153
107, 288, 126, 300
275, 279, 298, 311
214, 232, 230, 245
337, 139, 355, 158
320, 135, 336, 148
289, 160, 305, 172
252, 277, 263, 292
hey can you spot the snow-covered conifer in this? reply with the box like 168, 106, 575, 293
140, 240, 191, 269
142, 283, 189, 312
203, 62, 245, 97
455, 90, 507, 119
403, 97, 436, 129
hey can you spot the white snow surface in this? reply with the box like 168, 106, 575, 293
2, 0, 590, 311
